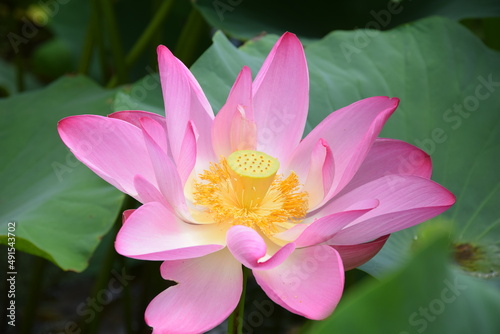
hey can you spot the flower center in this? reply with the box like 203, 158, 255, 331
193, 150, 308, 236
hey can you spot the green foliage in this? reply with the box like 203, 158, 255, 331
0, 76, 124, 272
195, 0, 500, 41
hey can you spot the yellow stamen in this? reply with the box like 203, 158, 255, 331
193, 150, 308, 236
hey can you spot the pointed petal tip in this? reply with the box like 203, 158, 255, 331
281, 31, 299, 41
156, 44, 172, 57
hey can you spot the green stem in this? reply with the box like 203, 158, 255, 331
174, 7, 208, 67
100, 0, 127, 85
227, 267, 249, 334
106, 0, 175, 88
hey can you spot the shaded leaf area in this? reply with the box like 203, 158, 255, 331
303, 228, 500, 334
0, 58, 40, 97
194, 0, 500, 42
0, 76, 124, 272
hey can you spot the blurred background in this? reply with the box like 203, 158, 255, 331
1, 0, 500, 333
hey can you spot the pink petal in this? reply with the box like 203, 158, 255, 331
226, 225, 295, 270
146, 249, 242, 334
337, 138, 432, 197
253, 246, 344, 320
122, 209, 135, 224
287, 96, 399, 204
301, 138, 335, 209
115, 202, 225, 261
139, 116, 169, 158
140, 119, 191, 219
290, 204, 378, 247
212, 66, 256, 157
58, 115, 157, 199
108, 110, 167, 132
333, 235, 390, 271
157, 45, 215, 167
133, 175, 172, 209
325, 175, 455, 245
252, 32, 309, 162
177, 120, 197, 184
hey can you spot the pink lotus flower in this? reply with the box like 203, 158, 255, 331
58, 33, 455, 333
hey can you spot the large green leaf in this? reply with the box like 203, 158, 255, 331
0, 76, 124, 272
194, 0, 500, 41
303, 227, 500, 334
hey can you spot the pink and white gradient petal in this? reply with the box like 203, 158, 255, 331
133, 175, 171, 209
115, 202, 225, 261
337, 138, 432, 197
325, 175, 455, 245
140, 118, 191, 219
287, 96, 399, 205
109, 110, 167, 133
301, 138, 335, 209
253, 32, 309, 162
177, 120, 197, 184
253, 246, 344, 320
157, 45, 216, 167
58, 115, 158, 200
212, 66, 256, 157
145, 249, 242, 334
288, 206, 377, 247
